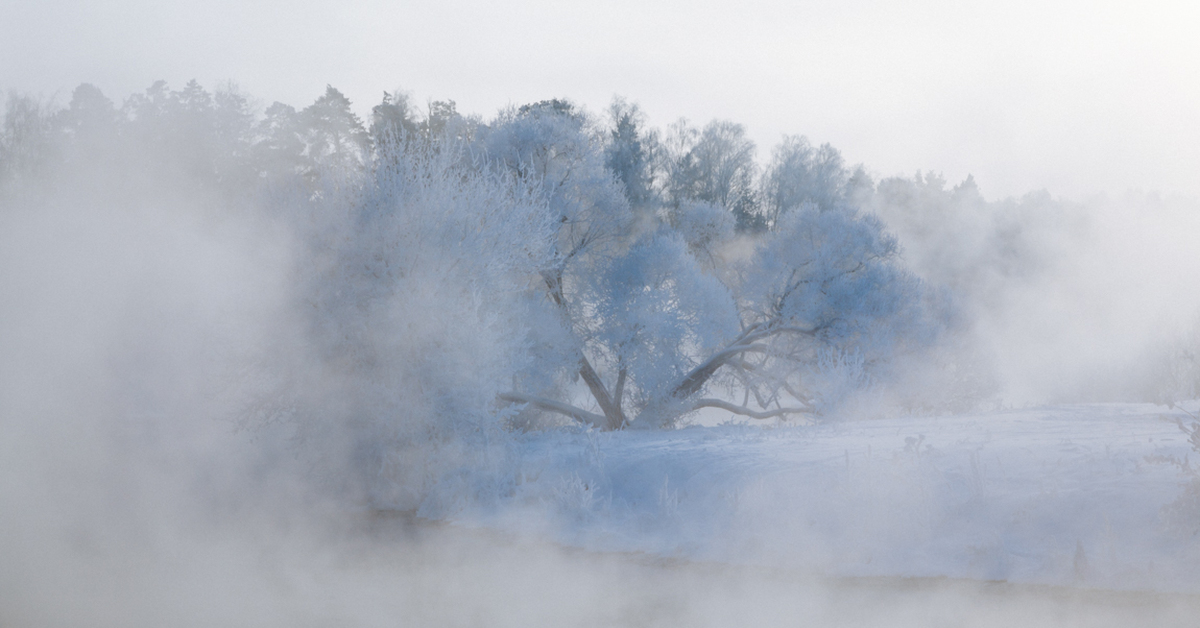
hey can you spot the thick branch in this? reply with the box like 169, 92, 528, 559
692, 398, 813, 420
668, 321, 820, 404
541, 271, 624, 430
670, 343, 769, 400
541, 270, 567, 307
740, 324, 819, 345
499, 392, 606, 429
578, 358, 624, 430
613, 366, 627, 417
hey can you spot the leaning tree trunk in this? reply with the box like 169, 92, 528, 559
542, 269, 626, 430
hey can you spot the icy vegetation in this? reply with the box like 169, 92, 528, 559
4, 81, 1200, 625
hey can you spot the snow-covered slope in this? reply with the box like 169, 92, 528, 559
475, 403, 1200, 593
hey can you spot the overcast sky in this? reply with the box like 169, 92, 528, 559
4, 0, 1197, 201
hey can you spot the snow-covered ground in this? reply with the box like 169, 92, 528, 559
471, 403, 1200, 593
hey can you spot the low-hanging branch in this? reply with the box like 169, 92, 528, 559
502, 318, 829, 430
670, 322, 820, 400
692, 398, 814, 420
498, 392, 606, 428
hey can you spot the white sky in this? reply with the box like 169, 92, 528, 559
4, 0, 1198, 201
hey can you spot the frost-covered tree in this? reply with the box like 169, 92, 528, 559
477, 98, 639, 430
369, 90, 421, 144
604, 97, 661, 217
667, 199, 736, 269
299, 86, 371, 180
0, 93, 59, 190
370, 93, 479, 150
254, 101, 307, 182
467, 100, 931, 430
423, 99, 478, 143
571, 229, 742, 427
760, 135, 850, 226
55, 83, 118, 150
665, 119, 762, 231
722, 206, 928, 416
477, 100, 633, 282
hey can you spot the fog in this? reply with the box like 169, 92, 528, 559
983, 195, 1200, 403
869, 181, 1200, 406
4, 75, 1200, 626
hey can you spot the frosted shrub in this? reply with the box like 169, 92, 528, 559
553, 473, 599, 519
807, 347, 873, 416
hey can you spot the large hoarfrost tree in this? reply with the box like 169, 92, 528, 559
477, 98, 637, 430
467, 98, 932, 430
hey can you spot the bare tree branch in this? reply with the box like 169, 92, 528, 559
692, 398, 813, 420
499, 392, 605, 428
578, 358, 624, 430
670, 342, 769, 399
613, 365, 628, 425
740, 324, 820, 345
541, 271, 624, 430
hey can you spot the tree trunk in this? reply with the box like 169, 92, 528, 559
543, 269, 625, 430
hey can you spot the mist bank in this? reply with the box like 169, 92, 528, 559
869, 174, 1200, 406
11, 503, 1199, 628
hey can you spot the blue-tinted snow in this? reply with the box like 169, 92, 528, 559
469, 403, 1200, 592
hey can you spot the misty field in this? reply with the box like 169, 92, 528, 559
4, 80, 1200, 627
9, 405, 1200, 627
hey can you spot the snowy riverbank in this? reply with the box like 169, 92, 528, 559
468, 403, 1200, 593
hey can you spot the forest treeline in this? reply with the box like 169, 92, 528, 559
3, 81, 1197, 507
